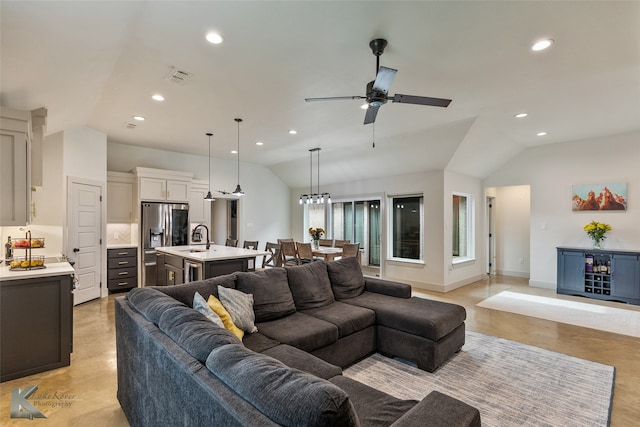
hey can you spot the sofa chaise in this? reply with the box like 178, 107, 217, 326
115, 256, 480, 426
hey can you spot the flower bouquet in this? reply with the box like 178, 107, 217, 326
309, 227, 325, 248
584, 220, 612, 249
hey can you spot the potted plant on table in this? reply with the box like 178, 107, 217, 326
584, 220, 612, 249
309, 227, 325, 249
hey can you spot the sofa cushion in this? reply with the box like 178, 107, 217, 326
301, 301, 375, 338
153, 274, 237, 307
243, 332, 281, 353
344, 293, 466, 341
206, 344, 359, 427
217, 286, 258, 333
193, 291, 225, 328
236, 268, 296, 322
285, 260, 335, 309
262, 344, 342, 380
127, 287, 186, 325
329, 375, 417, 426
157, 305, 240, 363
256, 312, 338, 352
327, 257, 366, 299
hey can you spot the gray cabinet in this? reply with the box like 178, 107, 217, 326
1, 273, 73, 382
557, 247, 640, 305
107, 247, 138, 292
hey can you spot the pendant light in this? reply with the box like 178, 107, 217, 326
232, 118, 244, 196
204, 133, 215, 201
298, 147, 331, 205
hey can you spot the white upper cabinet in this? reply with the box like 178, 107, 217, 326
1, 108, 31, 226
135, 167, 192, 203
107, 171, 136, 223
189, 181, 211, 225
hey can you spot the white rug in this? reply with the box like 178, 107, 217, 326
477, 291, 640, 338
345, 331, 615, 427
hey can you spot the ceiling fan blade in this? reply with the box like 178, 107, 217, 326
372, 66, 397, 94
391, 94, 452, 108
305, 96, 365, 102
363, 105, 380, 124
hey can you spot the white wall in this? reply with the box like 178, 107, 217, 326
107, 142, 290, 250
492, 185, 530, 278
484, 130, 640, 288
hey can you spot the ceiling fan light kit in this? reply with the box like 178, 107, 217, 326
305, 38, 452, 124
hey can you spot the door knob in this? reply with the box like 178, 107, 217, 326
73, 248, 80, 252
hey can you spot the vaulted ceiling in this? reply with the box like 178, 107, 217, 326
2, 1, 639, 187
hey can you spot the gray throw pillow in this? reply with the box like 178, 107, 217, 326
326, 257, 366, 299
193, 292, 225, 328
236, 268, 296, 322
285, 261, 335, 310
217, 286, 258, 333
206, 344, 359, 427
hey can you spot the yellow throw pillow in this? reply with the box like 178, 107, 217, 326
207, 295, 244, 340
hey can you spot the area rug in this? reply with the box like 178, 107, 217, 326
344, 331, 614, 427
477, 291, 640, 338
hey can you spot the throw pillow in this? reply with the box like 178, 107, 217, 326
217, 286, 258, 333
193, 292, 225, 328
207, 295, 244, 340
235, 268, 296, 322
285, 261, 335, 310
326, 257, 366, 299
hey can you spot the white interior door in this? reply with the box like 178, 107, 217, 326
68, 180, 102, 305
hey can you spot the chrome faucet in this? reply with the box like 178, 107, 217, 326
192, 224, 210, 250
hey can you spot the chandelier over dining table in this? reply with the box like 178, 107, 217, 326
299, 147, 331, 205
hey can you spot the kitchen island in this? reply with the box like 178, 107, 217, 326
1, 262, 75, 382
154, 245, 268, 285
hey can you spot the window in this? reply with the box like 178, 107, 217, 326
390, 196, 423, 261
452, 193, 474, 261
330, 199, 381, 266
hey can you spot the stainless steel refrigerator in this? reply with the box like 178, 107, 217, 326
141, 202, 189, 286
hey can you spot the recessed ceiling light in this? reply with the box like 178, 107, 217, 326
515, 112, 528, 118
133, 116, 145, 121
231, 150, 238, 154
537, 131, 547, 136
256, 141, 264, 146
360, 104, 369, 110
289, 130, 297, 135
206, 32, 223, 44
152, 94, 165, 101
532, 39, 554, 51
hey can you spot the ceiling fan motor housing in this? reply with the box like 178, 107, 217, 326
366, 80, 388, 107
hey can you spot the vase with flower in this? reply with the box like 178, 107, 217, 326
309, 227, 325, 249
584, 220, 612, 250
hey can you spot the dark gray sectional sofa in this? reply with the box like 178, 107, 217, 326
115, 257, 481, 426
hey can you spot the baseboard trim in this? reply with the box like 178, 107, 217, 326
528, 280, 556, 290
496, 270, 530, 279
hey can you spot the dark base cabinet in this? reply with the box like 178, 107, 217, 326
557, 247, 640, 305
1, 274, 73, 382
107, 247, 137, 293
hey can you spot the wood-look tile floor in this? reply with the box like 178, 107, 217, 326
1, 275, 638, 426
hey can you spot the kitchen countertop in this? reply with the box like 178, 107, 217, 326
155, 245, 268, 262
107, 244, 138, 249
0, 262, 75, 281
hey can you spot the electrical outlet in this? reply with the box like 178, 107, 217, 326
114, 232, 119, 239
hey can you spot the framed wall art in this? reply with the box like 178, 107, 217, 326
572, 183, 627, 211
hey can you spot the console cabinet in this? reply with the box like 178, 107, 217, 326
557, 247, 640, 305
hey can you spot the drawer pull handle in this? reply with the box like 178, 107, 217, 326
117, 282, 129, 286
118, 261, 129, 265
118, 252, 129, 255
118, 272, 129, 276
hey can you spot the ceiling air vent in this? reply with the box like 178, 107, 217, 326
165, 67, 192, 85
125, 122, 137, 129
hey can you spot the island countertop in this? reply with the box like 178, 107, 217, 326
155, 245, 268, 262
0, 262, 75, 281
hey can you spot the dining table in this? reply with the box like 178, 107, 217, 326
312, 247, 343, 262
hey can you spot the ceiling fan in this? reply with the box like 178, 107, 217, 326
305, 39, 452, 125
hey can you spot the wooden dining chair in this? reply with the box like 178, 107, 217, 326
295, 242, 318, 264
341, 243, 361, 263
319, 239, 334, 247
334, 239, 350, 248
243, 240, 259, 250
279, 240, 298, 265
225, 238, 238, 247
262, 242, 283, 268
